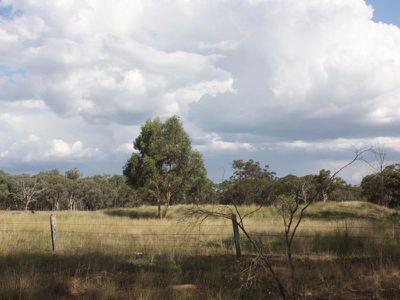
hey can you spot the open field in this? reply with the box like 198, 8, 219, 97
1, 201, 400, 299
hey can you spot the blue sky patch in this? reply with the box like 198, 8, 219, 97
366, 0, 400, 26
0, 65, 26, 82
0, 4, 23, 21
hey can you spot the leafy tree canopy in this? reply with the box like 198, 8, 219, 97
218, 159, 276, 205
123, 116, 209, 218
361, 164, 400, 207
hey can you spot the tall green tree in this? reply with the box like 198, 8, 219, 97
36, 170, 68, 210
123, 116, 209, 218
65, 168, 82, 210
218, 159, 276, 205
361, 164, 400, 207
273, 174, 314, 204
0, 171, 11, 209
313, 169, 333, 202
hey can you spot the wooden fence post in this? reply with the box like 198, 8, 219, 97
50, 214, 57, 252
231, 214, 241, 258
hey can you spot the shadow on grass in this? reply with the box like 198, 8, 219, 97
235, 230, 400, 261
304, 210, 378, 221
1, 250, 399, 299
0, 252, 242, 300
103, 208, 159, 219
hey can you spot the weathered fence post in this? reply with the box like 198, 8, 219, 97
50, 214, 57, 252
231, 214, 241, 258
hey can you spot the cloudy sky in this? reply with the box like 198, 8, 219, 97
1, 0, 400, 183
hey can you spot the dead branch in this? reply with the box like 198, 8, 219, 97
185, 148, 371, 300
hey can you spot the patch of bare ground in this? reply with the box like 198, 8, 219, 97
170, 283, 197, 291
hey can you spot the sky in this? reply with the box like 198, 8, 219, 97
1, 0, 400, 183
366, 0, 400, 25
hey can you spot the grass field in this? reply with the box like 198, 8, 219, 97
1, 201, 400, 299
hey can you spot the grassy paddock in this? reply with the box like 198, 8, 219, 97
0, 201, 400, 299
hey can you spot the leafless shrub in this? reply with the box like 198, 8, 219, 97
185, 148, 371, 299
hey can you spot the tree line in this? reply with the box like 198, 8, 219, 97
0, 169, 139, 211
1, 116, 399, 212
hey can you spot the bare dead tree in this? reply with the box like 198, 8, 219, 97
185, 200, 287, 298
185, 148, 370, 299
12, 179, 46, 210
277, 148, 374, 298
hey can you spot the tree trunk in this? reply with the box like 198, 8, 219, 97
322, 191, 328, 203
161, 191, 172, 219
154, 180, 162, 219
53, 199, 60, 211
287, 247, 297, 299
301, 183, 307, 204
379, 173, 385, 206
285, 232, 297, 299
24, 199, 30, 211
70, 196, 76, 211
24, 194, 34, 210
157, 197, 161, 219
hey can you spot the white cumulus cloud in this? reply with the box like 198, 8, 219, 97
1, 0, 400, 182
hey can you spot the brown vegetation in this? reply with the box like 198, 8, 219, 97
0, 203, 399, 299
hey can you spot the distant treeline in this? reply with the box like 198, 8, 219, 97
1, 159, 399, 211
0, 169, 138, 211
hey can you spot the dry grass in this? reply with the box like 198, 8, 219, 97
0, 201, 399, 299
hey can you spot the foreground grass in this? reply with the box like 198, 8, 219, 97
0, 201, 399, 299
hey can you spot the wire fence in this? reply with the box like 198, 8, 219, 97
1, 215, 399, 257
